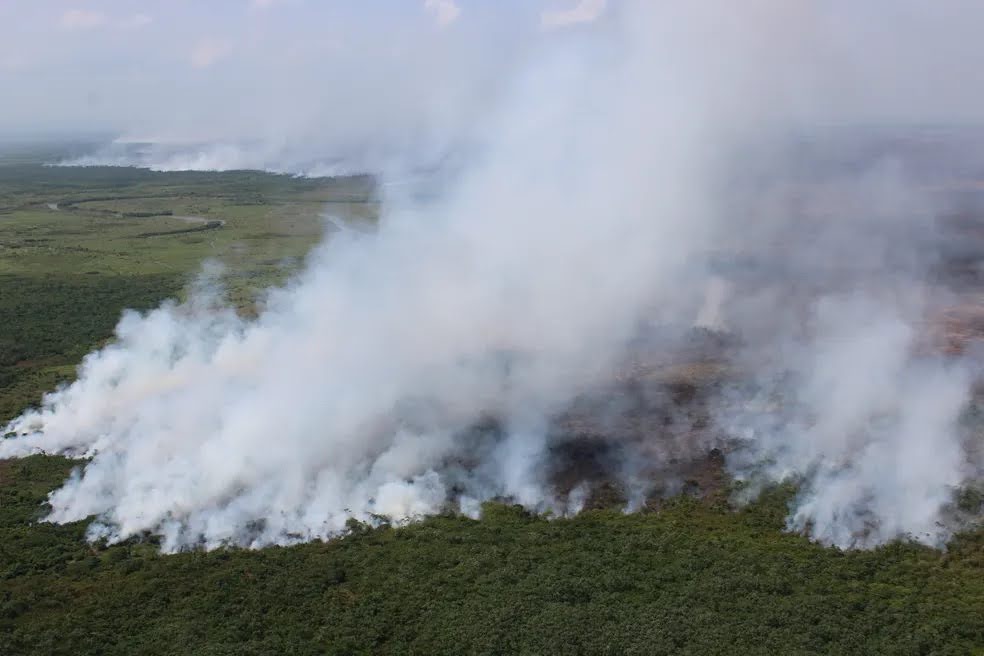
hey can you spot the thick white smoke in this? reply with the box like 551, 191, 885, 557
720, 295, 976, 548
3, 3, 715, 550
3, 1, 984, 550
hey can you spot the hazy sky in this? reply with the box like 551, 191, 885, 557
3, 1, 984, 151
0, 1, 610, 138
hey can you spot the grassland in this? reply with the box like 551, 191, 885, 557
1, 159, 983, 655
0, 161, 374, 423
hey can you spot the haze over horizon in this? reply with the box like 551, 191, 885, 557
3, 1, 984, 175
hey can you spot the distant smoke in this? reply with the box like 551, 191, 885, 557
4, 1, 984, 551
58, 139, 413, 179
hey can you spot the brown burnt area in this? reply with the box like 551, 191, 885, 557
543, 330, 737, 509
926, 209, 984, 354
925, 304, 984, 355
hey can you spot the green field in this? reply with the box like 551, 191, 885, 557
0, 161, 374, 423
1, 160, 983, 655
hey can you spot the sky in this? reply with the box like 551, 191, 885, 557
0, 1, 609, 140
4, 0, 984, 154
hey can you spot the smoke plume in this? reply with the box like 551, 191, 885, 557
3, 1, 984, 551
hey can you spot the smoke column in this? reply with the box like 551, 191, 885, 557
3, 1, 984, 551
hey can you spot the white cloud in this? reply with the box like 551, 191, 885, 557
541, 0, 607, 29
425, 0, 461, 28
60, 9, 107, 31
190, 38, 232, 69
59, 9, 152, 31
0, 53, 27, 73
119, 14, 153, 30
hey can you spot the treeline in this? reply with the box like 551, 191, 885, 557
0, 456, 981, 655
0, 272, 181, 422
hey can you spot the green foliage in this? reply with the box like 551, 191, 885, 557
0, 457, 982, 655
0, 272, 180, 421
